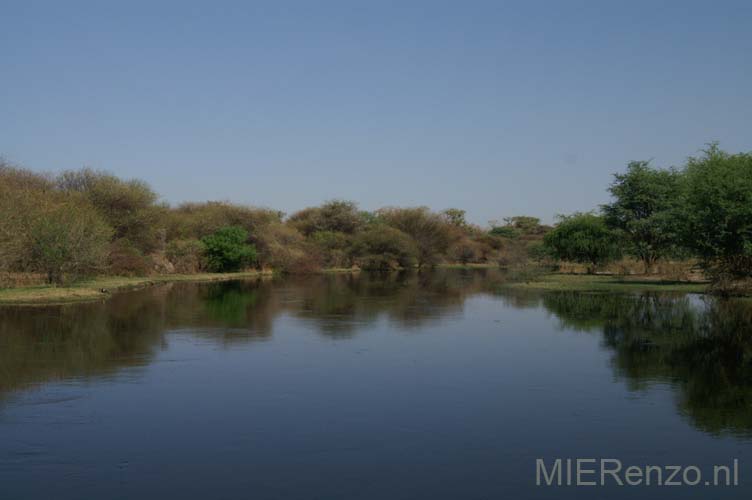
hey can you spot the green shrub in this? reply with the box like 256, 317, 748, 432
201, 226, 256, 272
543, 213, 622, 274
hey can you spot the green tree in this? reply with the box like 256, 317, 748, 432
503, 216, 541, 233
200, 226, 256, 272
543, 213, 622, 273
681, 144, 752, 278
602, 161, 683, 273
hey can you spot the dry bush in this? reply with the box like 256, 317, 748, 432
253, 223, 321, 273
108, 239, 152, 277
0, 273, 47, 288
166, 239, 205, 273
168, 202, 282, 240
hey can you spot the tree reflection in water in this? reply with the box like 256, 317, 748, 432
1, 270, 751, 437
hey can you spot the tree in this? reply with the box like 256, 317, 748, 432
377, 207, 454, 268
442, 208, 468, 228
200, 226, 257, 272
57, 168, 163, 252
288, 200, 364, 236
503, 216, 541, 234
681, 144, 752, 278
543, 213, 622, 273
350, 225, 418, 270
0, 162, 53, 272
27, 201, 112, 284
602, 161, 683, 273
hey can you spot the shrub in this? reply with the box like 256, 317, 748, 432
166, 239, 206, 273
543, 213, 622, 274
108, 239, 152, 276
27, 201, 112, 284
201, 226, 257, 272
377, 207, 453, 268
351, 225, 418, 270
57, 168, 163, 253
288, 200, 364, 236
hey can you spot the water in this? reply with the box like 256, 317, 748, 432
1, 270, 751, 499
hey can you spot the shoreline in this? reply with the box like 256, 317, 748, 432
0, 268, 715, 306
0, 271, 271, 306
497, 273, 709, 294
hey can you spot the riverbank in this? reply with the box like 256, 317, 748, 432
500, 273, 709, 293
0, 269, 720, 306
0, 271, 270, 306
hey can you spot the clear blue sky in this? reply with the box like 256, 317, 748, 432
2, 0, 750, 225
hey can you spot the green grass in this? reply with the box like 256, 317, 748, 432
0, 271, 269, 306
501, 273, 709, 293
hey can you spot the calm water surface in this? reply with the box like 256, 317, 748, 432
1, 270, 751, 499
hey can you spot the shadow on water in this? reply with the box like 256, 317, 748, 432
1, 269, 751, 437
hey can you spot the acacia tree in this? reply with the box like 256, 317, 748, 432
27, 200, 112, 284
57, 169, 163, 253
288, 200, 364, 236
602, 161, 683, 273
377, 207, 454, 268
350, 225, 417, 270
543, 213, 622, 274
681, 144, 752, 278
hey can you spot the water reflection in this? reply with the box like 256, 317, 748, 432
1, 270, 751, 438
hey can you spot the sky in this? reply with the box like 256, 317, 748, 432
2, 0, 751, 225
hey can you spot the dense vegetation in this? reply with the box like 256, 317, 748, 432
1, 142, 750, 291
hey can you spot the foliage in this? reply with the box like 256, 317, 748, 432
350, 225, 418, 270
310, 230, 353, 268
442, 208, 468, 228
107, 239, 152, 276
681, 144, 752, 278
288, 200, 364, 236
489, 226, 520, 239
166, 239, 206, 273
602, 161, 683, 272
377, 207, 454, 268
200, 227, 257, 272
543, 213, 622, 273
57, 168, 163, 253
27, 200, 112, 284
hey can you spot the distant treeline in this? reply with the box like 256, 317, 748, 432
0, 143, 750, 289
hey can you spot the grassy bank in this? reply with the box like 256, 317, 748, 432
501, 273, 709, 293
0, 269, 718, 306
0, 271, 270, 306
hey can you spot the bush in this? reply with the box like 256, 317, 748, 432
377, 207, 453, 268
166, 239, 206, 273
310, 230, 353, 268
351, 225, 418, 270
108, 239, 152, 276
201, 226, 257, 272
57, 168, 163, 253
27, 201, 112, 284
288, 200, 364, 236
543, 213, 622, 274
